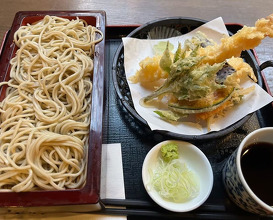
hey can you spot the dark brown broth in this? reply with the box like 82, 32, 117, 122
241, 142, 273, 206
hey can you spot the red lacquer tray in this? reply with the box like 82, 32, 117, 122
0, 10, 105, 212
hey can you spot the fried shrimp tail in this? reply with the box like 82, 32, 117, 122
199, 14, 273, 64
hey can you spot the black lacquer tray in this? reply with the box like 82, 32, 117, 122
99, 24, 273, 220
1, 17, 272, 219
112, 17, 273, 141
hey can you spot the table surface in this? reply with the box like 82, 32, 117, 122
0, 0, 273, 93
0, 1, 273, 219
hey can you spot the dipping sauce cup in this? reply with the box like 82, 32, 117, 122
222, 127, 273, 215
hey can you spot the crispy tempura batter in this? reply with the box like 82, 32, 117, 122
227, 57, 257, 82
129, 55, 168, 84
199, 14, 273, 64
132, 15, 272, 130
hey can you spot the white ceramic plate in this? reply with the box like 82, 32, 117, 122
142, 140, 213, 212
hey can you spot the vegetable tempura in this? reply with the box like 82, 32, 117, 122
130, 14, 273, 129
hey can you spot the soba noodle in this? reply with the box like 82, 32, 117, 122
0, 15, 103, 192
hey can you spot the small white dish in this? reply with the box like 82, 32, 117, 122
142, 140, 213, 212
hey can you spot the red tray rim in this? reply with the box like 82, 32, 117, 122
0, 10, 106, 207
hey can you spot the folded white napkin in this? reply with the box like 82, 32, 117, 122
100, 143, 125, 200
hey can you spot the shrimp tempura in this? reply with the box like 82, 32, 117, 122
199, 14, 273, 64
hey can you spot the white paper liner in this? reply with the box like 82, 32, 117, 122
122, 17, 273, 136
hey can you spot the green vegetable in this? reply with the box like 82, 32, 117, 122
153, 41, 174, 55
173, 42, 184, 63
169, 87, 235, 114
144, 32, 232, 105
186, 31, 214, 48
143, 54, 203, 103
160, 143, 179, 162
141, 32, 241, 123
144, 46, 227, 103
159, 41, 172, 73
173, 62, 226, 101
154, 110, 181, 121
